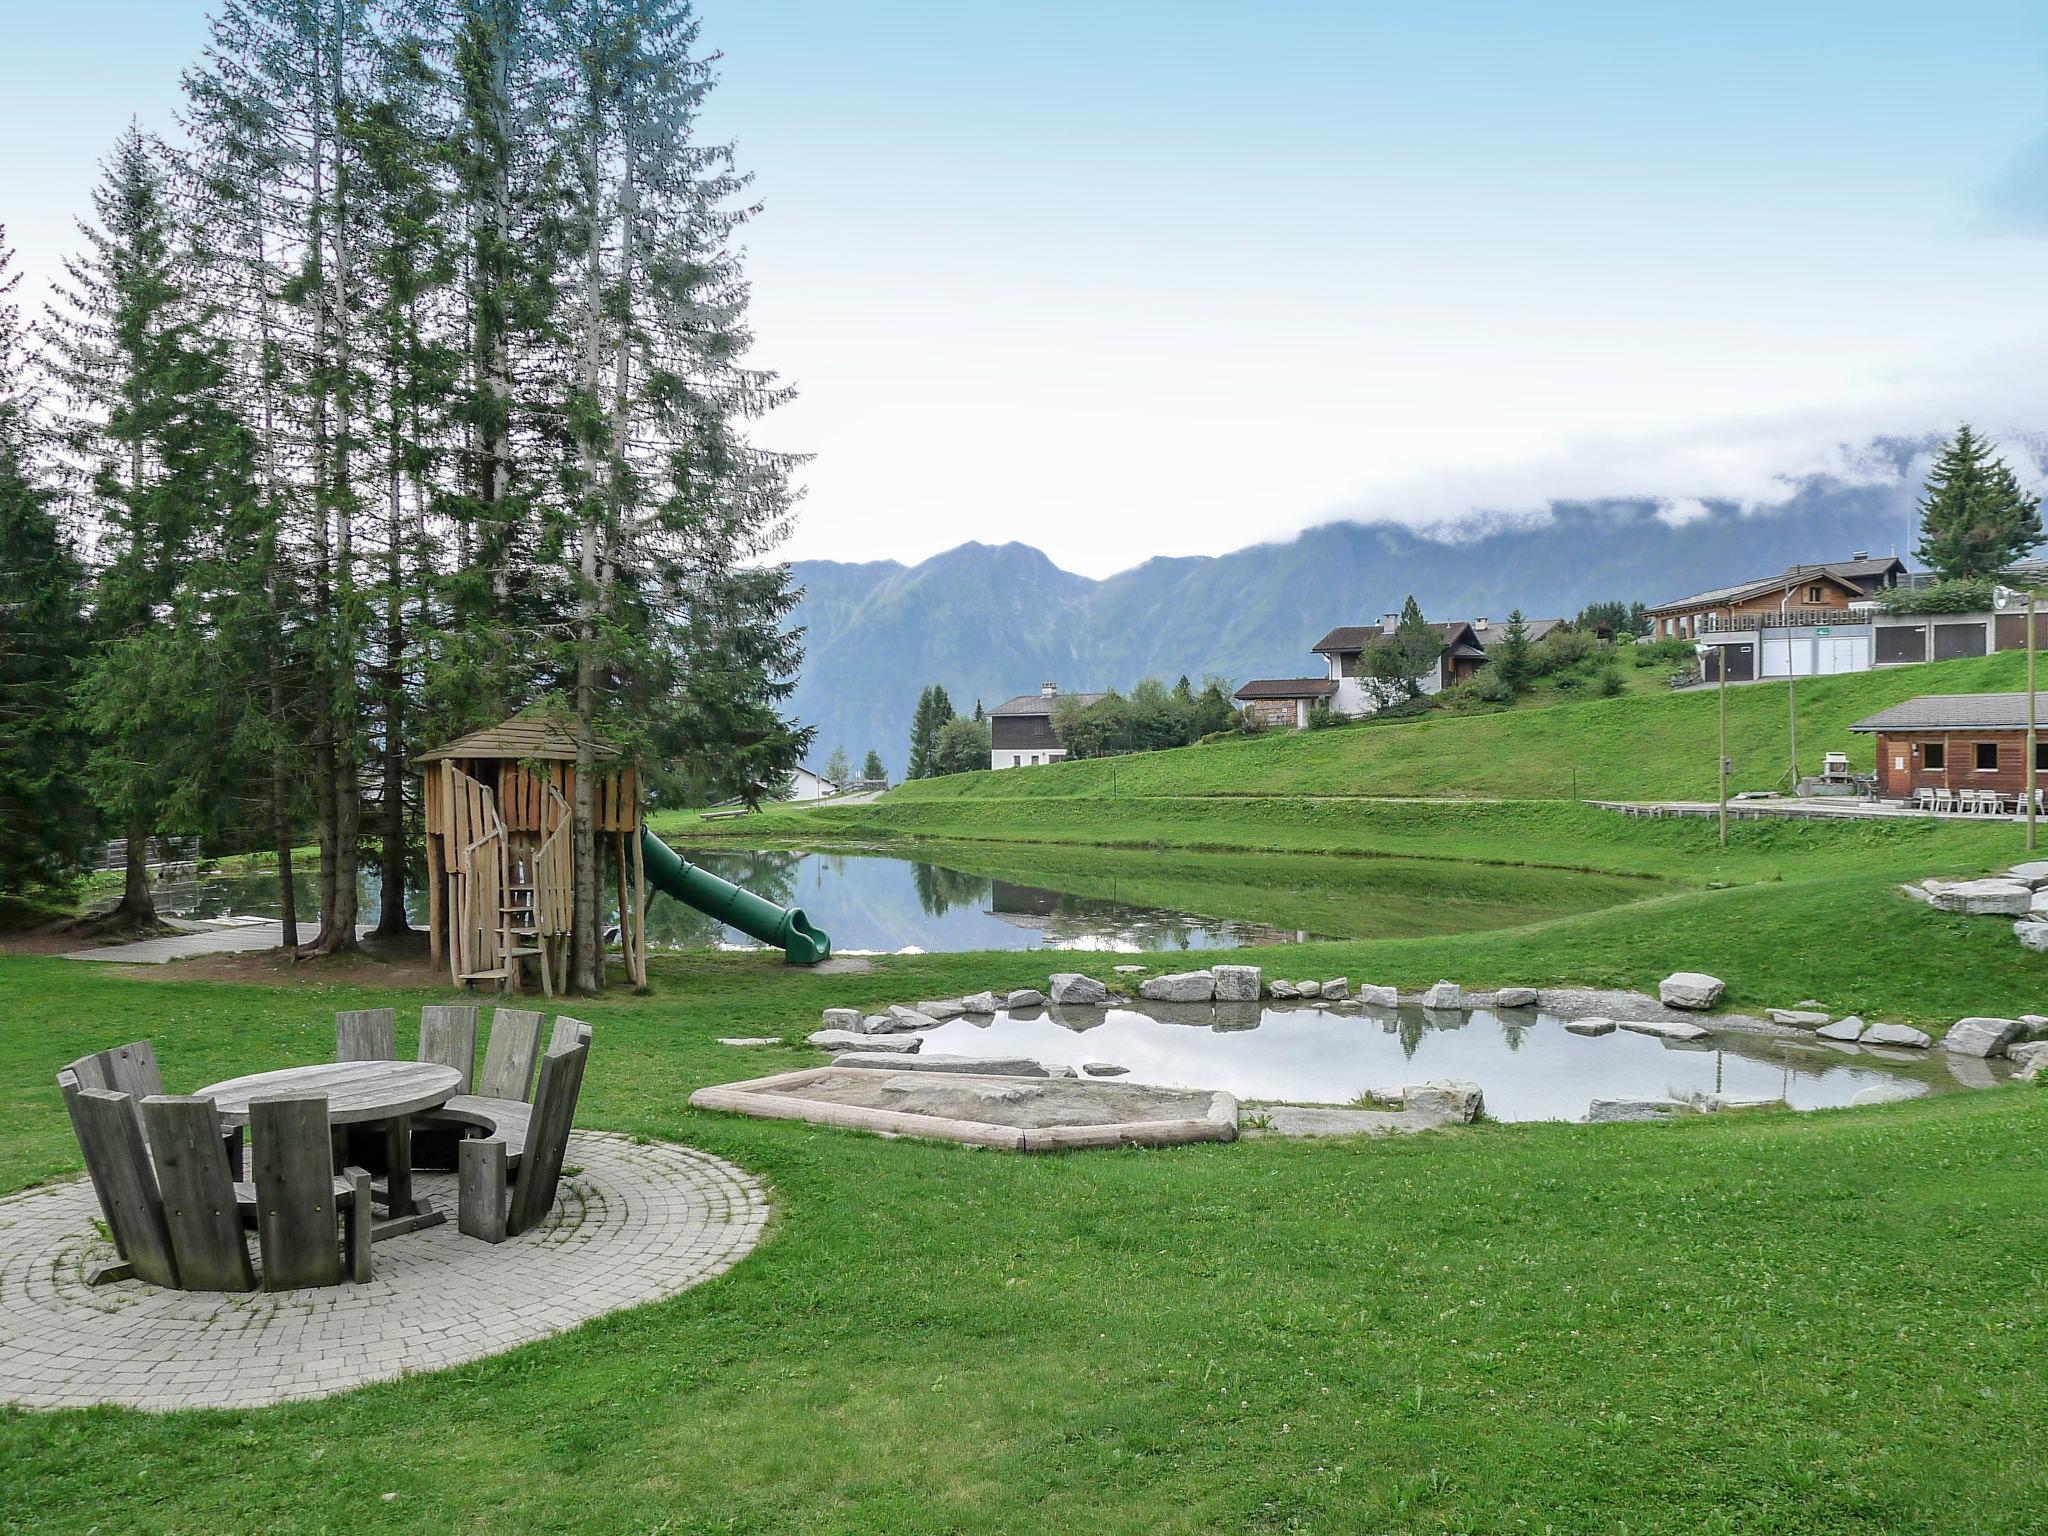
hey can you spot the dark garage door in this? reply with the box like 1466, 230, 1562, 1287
1934, 622, 1987, 660
1703, 643, 1753, 682
1876, 625, 1927, 664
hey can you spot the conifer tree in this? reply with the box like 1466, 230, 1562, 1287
1916, 424, 2043, 579
46, 127, 242, 927
1496, 610, 1533, 695
861, 748, 885, 785
0, 229, 95, 894
1367, 595, 1443, 700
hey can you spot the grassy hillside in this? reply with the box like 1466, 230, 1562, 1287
875, 651, 2038, 805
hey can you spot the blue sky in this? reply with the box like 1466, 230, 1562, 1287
9, 2, 2048, 573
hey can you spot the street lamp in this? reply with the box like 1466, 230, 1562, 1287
1993, 584, 2037, 852
1698, 641, 1727, 848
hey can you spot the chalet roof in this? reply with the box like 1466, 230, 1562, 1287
1312, 620, 1479, 656
989, 690, 1108, 717
1648, 556, 1907, 616
415, 713, 624, 765
1848, 693, 2048, 733
1472, 617, 1567, 649
1234, 678, 1340, 701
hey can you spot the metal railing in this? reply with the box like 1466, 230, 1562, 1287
1697, 608, 1865, 634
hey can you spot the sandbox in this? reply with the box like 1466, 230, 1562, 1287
690, 1066, 1239, 1151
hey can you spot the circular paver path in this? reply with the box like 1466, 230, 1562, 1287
0, 1131, 768, 1411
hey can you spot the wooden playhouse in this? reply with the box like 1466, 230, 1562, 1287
416, 715, 648, 996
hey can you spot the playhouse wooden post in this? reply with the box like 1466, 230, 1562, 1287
631, 821, 647, 986
426, 826, 445, 964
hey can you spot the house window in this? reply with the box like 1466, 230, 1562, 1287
1922, 742, 1945, 770
1976, 742, 1999, 772
1807, 585, 1823, 604
2035, 740, 2048, 772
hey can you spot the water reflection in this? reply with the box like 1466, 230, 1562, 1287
917, 1003, 2009, 1121
143, 842, 1654, 957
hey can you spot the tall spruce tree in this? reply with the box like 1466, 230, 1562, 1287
1916, 424, 2043, 579
1496, 610, 1533, 695
0, 229, 95, 894
861, 748, 885, 784
46, 127, 240, 928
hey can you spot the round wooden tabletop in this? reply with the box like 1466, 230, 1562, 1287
196, 1061, 464, 1127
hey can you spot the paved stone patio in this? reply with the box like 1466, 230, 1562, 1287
0, 1131, 768, 1411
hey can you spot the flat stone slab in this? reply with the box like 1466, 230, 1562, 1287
718, 1037, 783, 1047
1767, 1009, 1831, 1028
1138, 971, 1215, 1003
832, 1052, 1048, 1076
691, 1067, 1237, 1152
1587, 1096, 1696, 1123
1563, 1017, 1615, 1036
807, 1029, 919, 1053
0, 1132, 765, 1411
1244, 1105, 1439, 1138
1081, 1062, 1129, 1076
1815, 1018, 1866, 1042
1617, 1018, 1713, 1042
1860, 1023, 1932, 1049
1928, 879, 2033, 916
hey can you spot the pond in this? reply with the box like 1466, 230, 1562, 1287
143, 842, 1662, 955
914, 1001, 2006, 1121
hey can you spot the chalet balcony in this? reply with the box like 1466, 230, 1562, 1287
1697, 608, 1867, 634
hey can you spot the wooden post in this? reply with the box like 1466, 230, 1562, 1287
2029, 595, 2038, 853
631, 819, 647, 987
613, 830, 629, 986
426, 828, 445, 964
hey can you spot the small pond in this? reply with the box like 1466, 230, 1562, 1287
139, 843, 1662, 956
916, 1001, 2006, 1121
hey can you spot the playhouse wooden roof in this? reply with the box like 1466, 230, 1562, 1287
414, 714, 624, 766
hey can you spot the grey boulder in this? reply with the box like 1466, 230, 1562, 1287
1658, 972, 1724, 1010
1210, 964, 1262, 1002
1768, 1008, 1831, 1028
1404, 1079, 1484, 1124
809, 1029, 919, 1053
1081, 1062, 1129, 1077
1815, 1017, 1867, 1042
2014, 921, 2048, 952
2005, 1040, 2048, 1069
1563, 1016, 1615, 1036
1421, 980, 1464, 1010
1943, 1016, 2021, 1057
1851, 1081, 1919, 1106
1004, 989, 1047, 1010
1695, 1092, 1784, 1113
1494, 987, 1538, 1009
2008, 861, 2048, 888
1268, 981, 1300, 1000
956, 991, 1002, 1015
915, 999, 968, 1020
1295, 980, 1323, 999
1320, 978, 1350, 1002
1049, 973, 1110, 1005
820, 1007, 862, 1032
1586, 1096, 1695, 1123
1139, 970, 1216, 1003
1860, 1022, 1933, 1049
866, 1006, 940, 1034
1929, 879, 2033, 916
1355, 983, 1398, 1008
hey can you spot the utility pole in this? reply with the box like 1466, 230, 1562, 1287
1715, 644, 1728, 847
1781, 583, 1798, 792
1995, 585, 2038, 852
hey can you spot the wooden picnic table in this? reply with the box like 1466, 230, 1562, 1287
197, 1061, 462, 1240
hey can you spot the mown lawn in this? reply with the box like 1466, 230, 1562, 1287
1, 952, 2045, 1535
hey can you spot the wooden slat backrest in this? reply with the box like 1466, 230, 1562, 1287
548, 1015, 591, 1052
479, 1008, 545, 1101
57, 1068, 122, 1243
69, 1088, 180, 1287
142, 1096, 254, 1292
418, 1005, 480, 1092
62, 1052, 115, 1093
250, 1094, 340, 1290
105, 1039, 163, 1099
507, 1041, 588, 1236
336, 1008, 397, 1062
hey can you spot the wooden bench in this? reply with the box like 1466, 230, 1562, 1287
457, 1026, 591, 1244
428, 1017, 588, 1168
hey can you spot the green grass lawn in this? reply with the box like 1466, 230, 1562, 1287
11, 657, 2048, 1530
1, 953, 2044, 1535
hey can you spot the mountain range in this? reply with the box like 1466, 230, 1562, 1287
784, 436, 1959, 778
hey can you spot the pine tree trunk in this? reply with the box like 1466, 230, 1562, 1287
111, 822, 158, 927
271, 716, 298, 950
375, 444, 409, 936
568, 98, 607, 995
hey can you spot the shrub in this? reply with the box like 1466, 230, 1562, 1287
1875, 577, 1995, 615
1530, 628, 1598, 676
1632, 636, 1697, 668
1596, 661, 1625, 697
1306, 702, 1345, 730
1472, 667, 1516, 704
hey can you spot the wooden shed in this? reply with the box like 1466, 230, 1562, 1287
1849, 692, 2048, 802
416, 714, 647, 994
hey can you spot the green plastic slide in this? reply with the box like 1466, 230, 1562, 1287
638, 826, 831, 965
